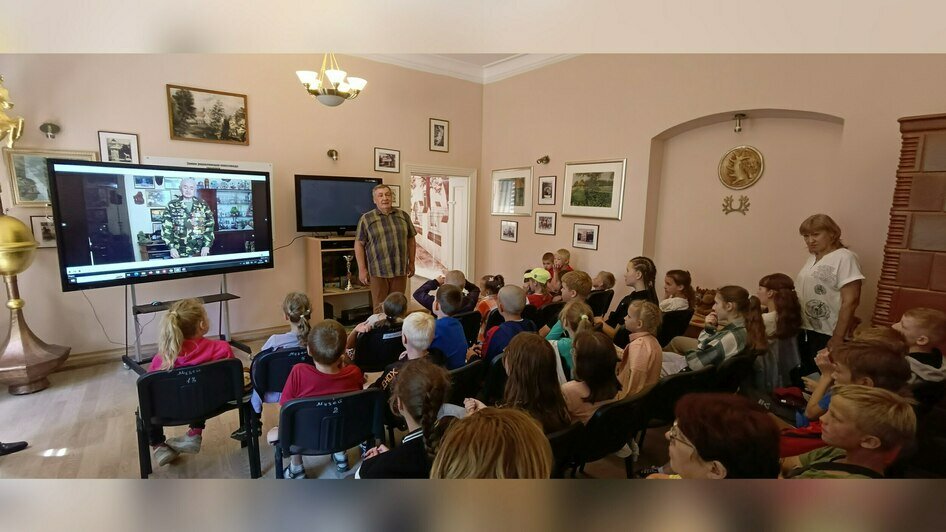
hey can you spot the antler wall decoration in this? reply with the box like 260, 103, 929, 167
722, 195, 750, 215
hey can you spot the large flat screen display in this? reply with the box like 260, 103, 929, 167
47, 160, 274, 291
295, 175, 381, 233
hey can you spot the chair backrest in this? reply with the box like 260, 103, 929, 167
250, 346, 313, 398
483, 307, 505, 332
644, 366, 717, 424
447, 359, 485, 405
277, 388, 386, 455
453, 310, 483, 347
912, 379, 946, 418
479, 353, 508, 405
586, 289, 615, 318
714, 351, 760, 393
355, 323, 405, 372
656, 308, 695, 347
546, 422, 584, 478
137, 358, 245, 426
520, 304, 539, 325
539, 301, 566, 329
580, 388, 651, 464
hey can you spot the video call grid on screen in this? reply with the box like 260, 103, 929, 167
47, 161, 274, 291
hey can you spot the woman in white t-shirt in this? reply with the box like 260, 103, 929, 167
795, 214, 864, 376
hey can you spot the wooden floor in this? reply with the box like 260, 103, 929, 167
0, 338, 666, 479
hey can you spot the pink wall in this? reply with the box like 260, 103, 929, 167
478, 54, 946, 322
0, 54, 483, 354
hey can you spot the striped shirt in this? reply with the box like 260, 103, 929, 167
356, 208, 417, 278
685, 318, 747, 371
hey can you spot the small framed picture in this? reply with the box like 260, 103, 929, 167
500, 220, 518, 243
98, 131, 140, 164
534, 212, 557, 236
537, 175, 556, 205
374, 147, 400, 173
573, 223, 600, 250
30, 216, 57, 248
134, 175, 155, 189
150, 208, 165, 223
2, 148, 98, 207
491, 166, 533, 216
388, 184, 401, 208
429, 118, 449, 152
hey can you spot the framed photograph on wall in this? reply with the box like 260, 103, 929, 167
98, 131, 140, 163
166, 84, 249, 145
134, 175, 155, 189
573, 223, 600, 250
389, 184, 401, 208
537, 175, 556, 205
535, 212, 557, 236
429, 118, 449, 152
491, 166, 533, 216
150, 208, 165, 222
30, 216, 57, 248
374, 147, 400, 173
500, 220, 518, 242
562, 158, 627, 219
2, 148, 98, 207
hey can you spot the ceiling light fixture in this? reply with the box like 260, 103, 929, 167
296, 54, 367, 107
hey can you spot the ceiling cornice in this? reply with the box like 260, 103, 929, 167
357, 54, 578, 84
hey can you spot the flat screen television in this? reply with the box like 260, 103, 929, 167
47, 159, 274, 292
295, 175, 381, 234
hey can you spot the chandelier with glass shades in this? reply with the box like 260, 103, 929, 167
296, 53, 367, 107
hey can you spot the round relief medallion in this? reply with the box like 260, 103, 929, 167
718, 145, 764, 190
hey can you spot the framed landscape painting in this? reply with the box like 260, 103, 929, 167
167, 84, 249, 145
561, 158, 627, 219
2, 148, 98, 207
490, 166, 533, 216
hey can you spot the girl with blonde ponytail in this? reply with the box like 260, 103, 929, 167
146, 298, 234, 467
551, 300, 596, 379
357, 358, 454, 478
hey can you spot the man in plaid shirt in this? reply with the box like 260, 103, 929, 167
356, 184, 417, 310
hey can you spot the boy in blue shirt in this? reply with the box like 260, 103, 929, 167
429, 284, 469, 370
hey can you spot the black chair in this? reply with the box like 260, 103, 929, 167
249, 346, 313, 402
454, 310, 483, 347
713, 351, 760, 394
354, 324, 405, 372
586, 289, 615, 318
546, 422, 585, 478
657, 309, 695, 347
639, 365, 717, 442
135, 358, 261, 479
521, 304, 539, 325
575, 388, 652, 478
539, 301, 565, 329
483, 307, 505, 332
273, 388, 386, 478
447, 359, 485, 406
478, 353, 508, 406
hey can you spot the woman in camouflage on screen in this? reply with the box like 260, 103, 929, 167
162, 177, 216, 258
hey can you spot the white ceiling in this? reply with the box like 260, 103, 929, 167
359, 54, 577, 84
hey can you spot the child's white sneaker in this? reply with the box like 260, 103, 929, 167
284, 466, 306, 479
152, 444, 180, 467
166, 433, 202, 454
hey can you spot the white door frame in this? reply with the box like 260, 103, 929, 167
402, 163, 477, 279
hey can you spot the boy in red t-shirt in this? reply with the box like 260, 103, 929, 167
548, 248, 574, 296
267, 319, 364, 478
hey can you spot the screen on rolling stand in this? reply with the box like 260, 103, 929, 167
47, 160, 274, 292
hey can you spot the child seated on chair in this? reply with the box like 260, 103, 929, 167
548, 248, 574, 296
358, 359, 456, 479
476, 285, 537, 364
249, 292, 311, 409
475, 274, 505, 340
267, 319, 365, 479
541, 270, 592, 338
592, 270, 615, 292
548, 300, 596, 380
660, 270, 695, 312
892, 307, 946, 385
413, 270, 480, 314
345, 292, 408, 352
372, 312, 439, 392
147, 298, 235, 467
523, 268, 553, 309
561, 331, 622, 424
429, 284, 470, 370
596, 257, 659, 348
616, 300, 663, 399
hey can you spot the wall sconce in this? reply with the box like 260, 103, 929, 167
40, 123, 61, 139
536, 155, 550, 165
733, 113, 746, 133
327, 149, 338, 161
